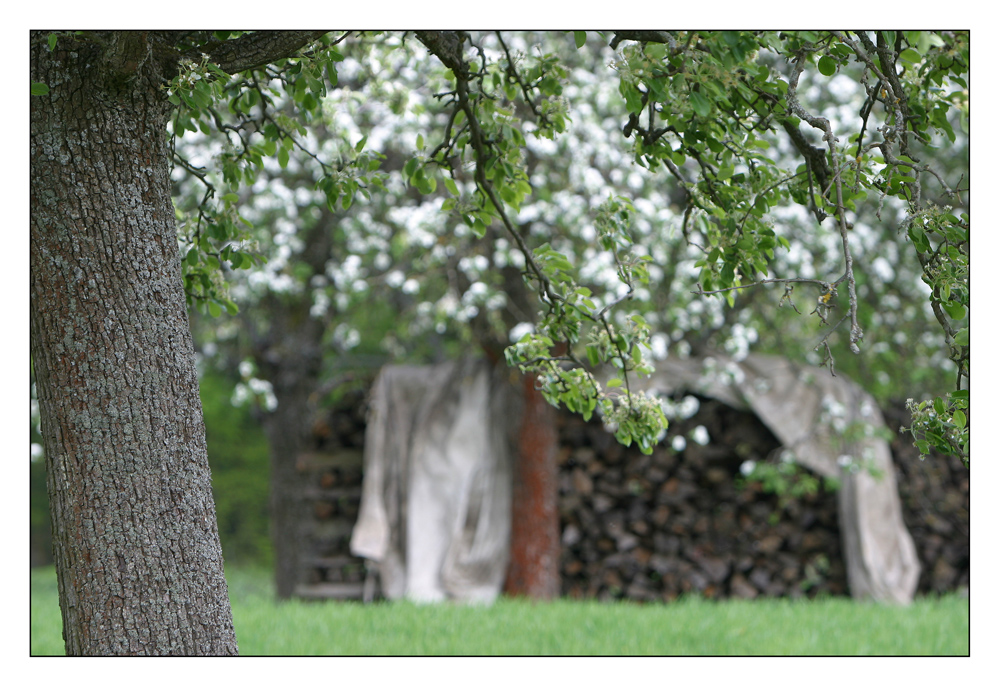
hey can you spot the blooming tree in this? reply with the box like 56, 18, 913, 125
30, 28, 967, 653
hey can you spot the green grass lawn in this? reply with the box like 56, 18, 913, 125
31, 566, 969, 656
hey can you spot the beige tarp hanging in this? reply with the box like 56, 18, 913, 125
350, 358, 516, 603
638, 353, 921, 604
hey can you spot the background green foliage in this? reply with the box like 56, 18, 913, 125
198, 369, 273, 566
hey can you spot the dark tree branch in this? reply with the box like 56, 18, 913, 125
414, 31, 471, 76
610, 31, 674, 50
205, 30, 330, 75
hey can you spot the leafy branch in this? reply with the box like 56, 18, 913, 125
415, 31, 667, 452
165, 35, 386, 316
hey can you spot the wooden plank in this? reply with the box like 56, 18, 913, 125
296, 449, 364, 472
311, 520, 356, 539
305, 555, 365, 569
294, 583, 365, 600
302, 486, 362, 501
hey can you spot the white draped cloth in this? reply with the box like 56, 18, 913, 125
350, 358, 514, 603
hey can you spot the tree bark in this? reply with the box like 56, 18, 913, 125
30, 31, 238, 655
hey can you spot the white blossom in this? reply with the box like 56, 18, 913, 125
691, 425, 710, 446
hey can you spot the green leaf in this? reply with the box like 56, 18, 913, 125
31, 82, 50, 96
574, 31, 587, 49
207, 300, 222, 317
414, 171, 436, 195
48, 33, 58, 51
923, 32, 946, 49
621, 81, 644, 115
293, 77, 307, 102
355, 135, 368, 153
817, 56, 837, 76
403, 157, 419, 181
631, 344, 643, 365
943, 302, 967, 320
192, 82, 213, 109
898, 48, 922, 64
277, 146, 289, 169
690, 91, 711, 118
907, 224, 931, 253
953, 410, 966, 429
721, 31, 746, 61
607, 377, 623, 388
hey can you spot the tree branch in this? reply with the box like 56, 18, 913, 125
206, 30, 330, 75
610, 31, 675, 50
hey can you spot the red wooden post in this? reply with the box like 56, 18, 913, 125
504, 372, 561, 599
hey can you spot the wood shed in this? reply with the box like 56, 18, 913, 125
291, 354, 968, 603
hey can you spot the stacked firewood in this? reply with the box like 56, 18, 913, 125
556, 396, 848, 601
302, 383, 969, 602
884, 403, 970, 595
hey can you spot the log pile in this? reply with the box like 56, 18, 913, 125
555, 395, 970, 602
556, 395, 847, 601
884, 403, 970, 595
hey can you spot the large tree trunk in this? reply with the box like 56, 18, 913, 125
30, 33, 238, 655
